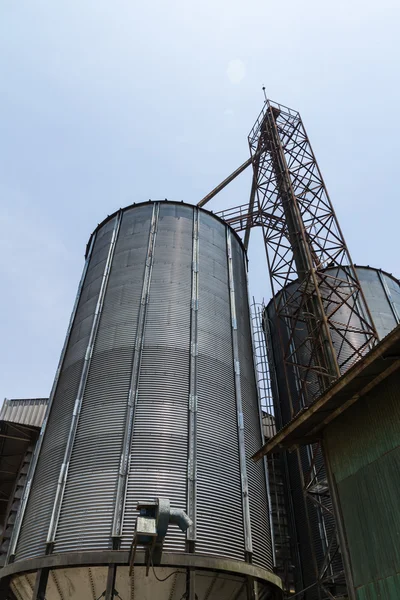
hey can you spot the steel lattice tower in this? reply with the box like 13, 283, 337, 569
199, 97, 379, 599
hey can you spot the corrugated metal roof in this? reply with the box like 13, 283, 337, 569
0, 398, 48, 428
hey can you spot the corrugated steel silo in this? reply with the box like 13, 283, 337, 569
1, 201, 282, 600
264, 265, 400, 598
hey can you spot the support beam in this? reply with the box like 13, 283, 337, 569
252, 350, 400, 460
105, 565, 117, 600
0, 575, 18, 600
243, 180, 257, 251
186, 568, 196, 600
32, 568, 49, 600
0, 434, 30, 443
197, 157, 253, 208
244, 137, 263, 251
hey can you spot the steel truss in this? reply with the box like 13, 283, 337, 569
203, 98, 378, 599
219, 98, 378, 409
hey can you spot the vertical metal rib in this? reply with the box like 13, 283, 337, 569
226, 229, 252, 555
46, 213, 122, 544
112, 203, 160, 537
7, 233, 97, 561
378, 269, 400, 324
187, 207, 199, 542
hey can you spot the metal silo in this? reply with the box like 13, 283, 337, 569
1, 201, 282, 600
265, 266, 400, 422
263, 265, 400, 598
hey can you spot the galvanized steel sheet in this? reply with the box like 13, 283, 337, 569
13, 201, 272, 571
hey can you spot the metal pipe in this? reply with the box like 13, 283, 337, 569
244, 138, 263, 251
169, 508, 193, 532
187, 207, 199, 543
198, 156, 253, 208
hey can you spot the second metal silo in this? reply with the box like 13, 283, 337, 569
1, 201, 282, 600
264, 265, 400, 598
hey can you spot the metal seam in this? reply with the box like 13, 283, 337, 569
112, 203, 160, 537
88, 567, 97, 600
187, 207, 199, 542
7, 232, 98, 561
226, 229, 253, 554
51, 569, 64, 600
378, 269, 400, 325
46, 212, 122, 544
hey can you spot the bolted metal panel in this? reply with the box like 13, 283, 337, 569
195, 212, 244, 561
359, 267, 400, 338
111, 203, 159, 539
47, 212, 122, 546
12, 201, 273, 571
121, 203, 193, 552
231, 240, 272, 570
381, 271, 400, 324
54, 205, 152, 552
14, 217, 117, 561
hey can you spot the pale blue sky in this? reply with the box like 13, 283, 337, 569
1, 0, 399, 399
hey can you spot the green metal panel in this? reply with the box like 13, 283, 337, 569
325, 373, 400, 482
337, 446, 400, 587
324, 370, 400, 598
356, 573, 400, 600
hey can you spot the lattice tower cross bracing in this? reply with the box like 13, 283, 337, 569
198, 97, 379, 600
201, 98, 378, 413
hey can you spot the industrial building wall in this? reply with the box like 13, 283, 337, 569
324, 369, 400, 599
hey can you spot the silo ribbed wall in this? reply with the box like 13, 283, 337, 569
16, 216, 117, 561
12, 201, 272, 572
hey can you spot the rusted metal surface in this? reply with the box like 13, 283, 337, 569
225, 99, 378, 412
197, 157, 253, 208
252, 324, 400, 458
228, 96, 379, 600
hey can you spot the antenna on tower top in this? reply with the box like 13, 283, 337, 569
262, 86, 267, 102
